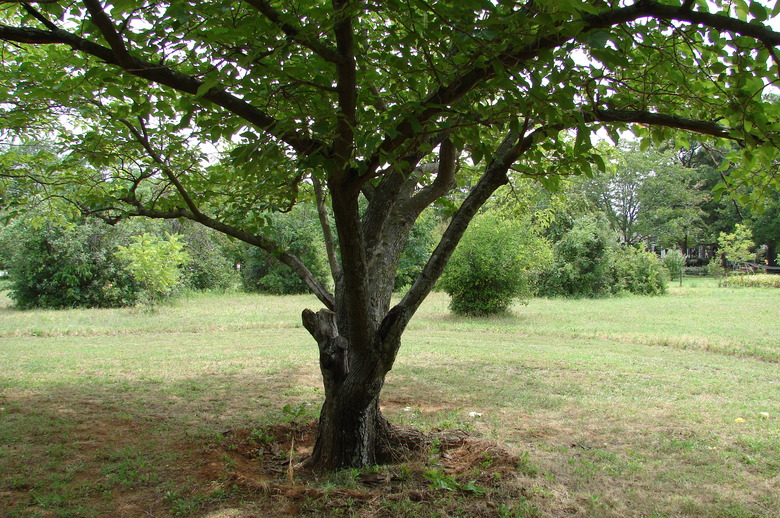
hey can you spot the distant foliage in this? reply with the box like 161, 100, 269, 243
176, 223, 237, 292
707, 257, 727, 278
7, 219, 137, 309
718, 224, 755, 267
241, 206, 329, 295
439, 213, 552, 316
720, 273, 780, 288
395, 210, 438, 291
662, 250, 687, 280
115, 233, 190, 305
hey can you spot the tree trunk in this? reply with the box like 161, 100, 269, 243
306, 391, 392, 470
301, 308, 396, 471
767, 242, 777, 267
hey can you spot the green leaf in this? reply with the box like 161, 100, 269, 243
748, 1, 768, 20
585, 31, 610, 49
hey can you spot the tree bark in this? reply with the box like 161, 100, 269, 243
302, 308, 395, 470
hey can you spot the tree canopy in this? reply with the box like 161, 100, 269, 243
2, 0, 780, 470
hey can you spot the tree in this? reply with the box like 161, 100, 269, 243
748, 195, 780, 267
577, 143, 707, 248
1, 1, 780, 471
680, 139, 780, 264
718, 223, 756, 268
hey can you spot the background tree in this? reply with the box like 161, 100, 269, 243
577, 143, 707, 249
717, 223, 756, 268
1, 1, 780, 470
748, 196, 780, 266
679, 138, 780, 264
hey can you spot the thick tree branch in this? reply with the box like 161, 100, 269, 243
0, 25, 324, 156
244, 0, 343, 63
122, 198, 335, 310
647, 2, 780, 46
82, 0, 134, 68
331, 0, 358, 170
329, 184, 373, 348
402, 138, 458, 215
361, 129, 452, 256
20, 2, 58, 31
589, 108, 745, 142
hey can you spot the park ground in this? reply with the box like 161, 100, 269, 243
0, 278, 778, 517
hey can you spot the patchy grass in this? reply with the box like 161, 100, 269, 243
1, 280, 779, 517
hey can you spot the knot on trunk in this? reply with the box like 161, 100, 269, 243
302, 308, 349, 379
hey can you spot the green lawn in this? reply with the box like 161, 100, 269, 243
1, 279, 778, 517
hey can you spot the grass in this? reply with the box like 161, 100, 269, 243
1, 278, 779, 517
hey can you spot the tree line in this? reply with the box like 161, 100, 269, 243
3, 138, 775, 313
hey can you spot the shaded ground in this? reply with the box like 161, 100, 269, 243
0, 389, 545, 517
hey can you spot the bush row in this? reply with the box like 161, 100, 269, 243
719, 273, 780, 288
440, 215, 669, 316
1, 218, 237, 309
1, 210, 681, 314
538, 217, 667, 299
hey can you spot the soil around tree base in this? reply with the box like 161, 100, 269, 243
199, 420, 544, 517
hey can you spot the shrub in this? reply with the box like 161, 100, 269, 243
538, 216, 667, 298
662, 250, 687, 280
613, 245, 667, 295
8, 219, 138, 309
538, 216, 616, 298
241, 205, 329, 295
439, 213, 552, 316
115, 233, 190, 304
707, 258, 727, 278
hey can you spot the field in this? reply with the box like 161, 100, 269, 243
0, 278, 778, 517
